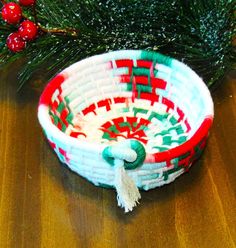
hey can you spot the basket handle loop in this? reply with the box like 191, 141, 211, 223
102, 139, 146, 170
102, 140, 146, 212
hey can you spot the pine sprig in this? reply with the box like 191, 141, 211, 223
0, 0, 235, 90
17, 33, 109, 90
172, 0, 236, 87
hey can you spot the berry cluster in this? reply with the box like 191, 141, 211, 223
1, 1, 37, 52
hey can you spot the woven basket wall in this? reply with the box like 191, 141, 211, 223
38, 50, 214, 211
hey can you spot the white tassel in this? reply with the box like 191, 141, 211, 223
114, 159, 141, 213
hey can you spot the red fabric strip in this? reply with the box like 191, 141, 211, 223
140, 92, 159, 103
60, 108, 69, 126
82, 103, 96, 116
134, 76, 149, 85
52, 100, 59, 110
39, 74, 66, 105
137, 60, 153, 68
97, 98, 112, 111
57, 121, 63, 130
101, 121, 112, 129
120, 75, 131, 83
152, 117, 213, 162
114, 97, 126, 103
162, 97, 174, 111
151, 78, 167, 89
48, 139, 56, 149
177, 107, 184, 122
184, 119, 191, 132
115, 59, 133, 68
70, 131, 87, 138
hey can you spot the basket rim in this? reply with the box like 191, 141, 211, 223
38, 49, 214, 162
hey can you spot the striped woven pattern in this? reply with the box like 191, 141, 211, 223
38, 50, 213, 193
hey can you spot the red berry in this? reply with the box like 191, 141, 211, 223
19, 0, 36, 6
7, 32, 26, 52
19, 20, 38, 40
1, 3, 22, 25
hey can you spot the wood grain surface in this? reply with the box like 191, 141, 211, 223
0, 63, 235, 248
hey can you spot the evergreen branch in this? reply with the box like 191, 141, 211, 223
0, 0, 235, 90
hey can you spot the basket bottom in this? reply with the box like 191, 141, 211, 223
67, 97, 189, 154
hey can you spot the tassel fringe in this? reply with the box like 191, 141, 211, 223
114, 159, 141, 213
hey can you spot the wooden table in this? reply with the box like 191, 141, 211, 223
0, 63, 235, 248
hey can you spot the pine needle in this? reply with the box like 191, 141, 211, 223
0, 0, 235, 90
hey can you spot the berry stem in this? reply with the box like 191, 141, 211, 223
37, 25, 79, 37
31, 3, 79, 36
33, 6, 79, 37
33, 6, 79, 36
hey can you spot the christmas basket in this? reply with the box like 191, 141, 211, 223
38, 50, 214, 212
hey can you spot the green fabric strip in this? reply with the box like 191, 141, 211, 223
126, 84, 152, 93
148, 111, 169, 122
140, 51, 172, 66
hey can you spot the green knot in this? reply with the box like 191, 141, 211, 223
102, 139, 146, 170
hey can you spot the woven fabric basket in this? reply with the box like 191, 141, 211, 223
38, 50, 214, 212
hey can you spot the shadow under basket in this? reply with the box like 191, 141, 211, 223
38, 50, 214, 212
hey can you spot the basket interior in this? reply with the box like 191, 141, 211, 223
46, 51, 210, 154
